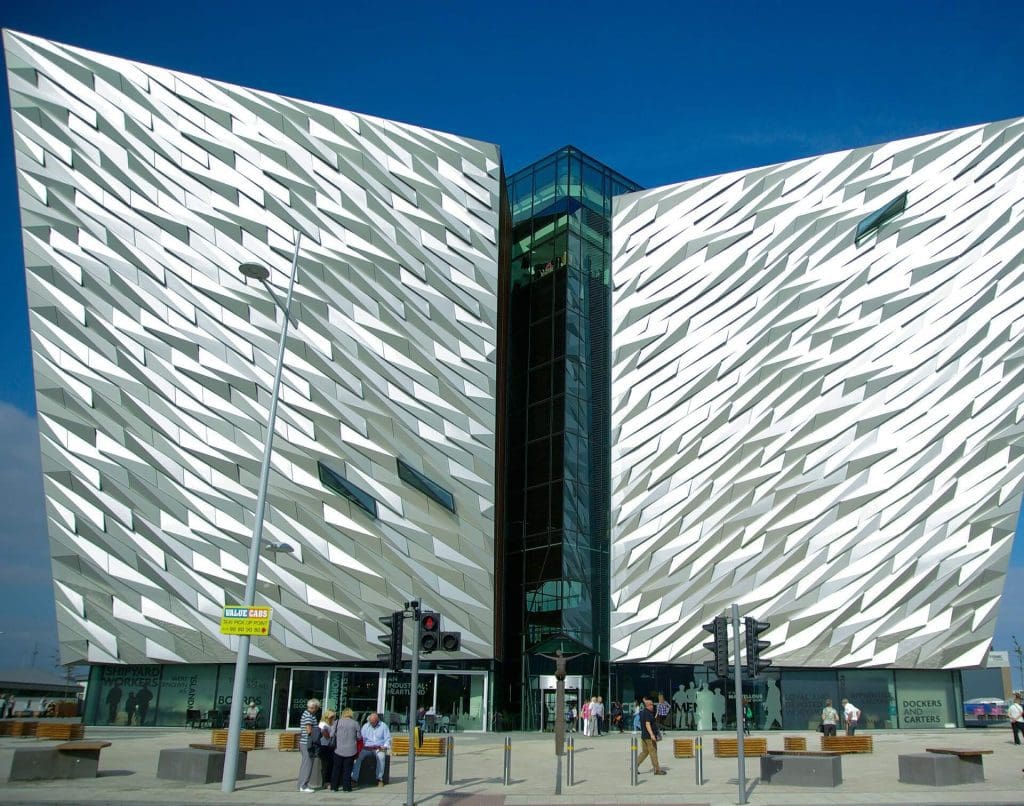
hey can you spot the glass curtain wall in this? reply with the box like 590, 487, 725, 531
502, 147, 640, 729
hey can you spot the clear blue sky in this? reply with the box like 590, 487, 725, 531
0, 1, 1022, 682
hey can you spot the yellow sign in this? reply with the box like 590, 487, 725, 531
220, 605, 272, 636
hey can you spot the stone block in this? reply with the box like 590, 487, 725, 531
760, 753, 842, 786
898, 752, 960, 786
157, 747, 247, 784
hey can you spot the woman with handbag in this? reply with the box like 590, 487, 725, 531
330, 707, 361, 792
821, 699, 839, 737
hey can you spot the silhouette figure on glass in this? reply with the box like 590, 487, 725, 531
764, 679, 782, 729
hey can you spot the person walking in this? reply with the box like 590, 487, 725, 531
1008, 694, 1024, 745
296, 698, 321, 792
635, 697, 666, 775
330, 708, 361, 792
821, 699, 839, 737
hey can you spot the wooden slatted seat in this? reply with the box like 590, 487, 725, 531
673, 738, 694, 758
783, 736, 807, 751
278, 731, 300, 751
7, 721, 38, 737
713, 737, 767, 757
36, 723, 85, 741
821, 735, 873, 753
391, 734, 446, 757
209, 728, 265, 750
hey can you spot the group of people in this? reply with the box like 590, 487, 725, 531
103, 683, 153, 725
565, 696, 632, 735
820, 698, 861, 736
296, 699, 391, 793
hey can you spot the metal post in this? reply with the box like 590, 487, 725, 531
732, 602, 747, 805
629, 733, 638, 786
444, 733, 454, 785
695, 734, 703, 785
222, 232, 302, 793
555, 751, 562, 795
566, 733, 574, 786
406, 611, 421, 806
503, 735, 512, 785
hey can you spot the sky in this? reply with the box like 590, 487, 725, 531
0, 1, 1022, 684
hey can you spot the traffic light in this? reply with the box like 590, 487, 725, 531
419, 611, 440, 653
376, 611, 404, 672
745, 617, 771, 676
703, 615, 728, 677
440, 631, 461, 652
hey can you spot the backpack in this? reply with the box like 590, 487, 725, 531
307, 725, 322, 757
319, 725, 335, 749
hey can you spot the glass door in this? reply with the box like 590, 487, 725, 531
287, 669, 328, 729
435, 673, 486, 731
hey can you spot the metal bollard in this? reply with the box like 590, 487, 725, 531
629, 733, 639, 786
503, 735, 512, 785
695, 734, 703, 785
443, 733, 454, 785
567, 734, 575, 786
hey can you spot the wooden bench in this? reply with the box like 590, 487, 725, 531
278, 731, 301, 751
209, 728, 265, 750
925, 748, 992, 783
36, 723, 85, 741
713, 737, 767, 758
821, 735, 873, 753
392, 734, 446, 757
783, 736, 807, 751
1, 740, 110, 781
3, 721, 38, 737
673, 738, 694, 758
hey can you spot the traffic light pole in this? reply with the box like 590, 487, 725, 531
732, 603, 747, 805
406, 607, 420, 806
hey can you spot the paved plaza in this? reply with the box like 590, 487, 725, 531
1, 726, 1023, 805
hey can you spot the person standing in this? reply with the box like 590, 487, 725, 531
635, 697, 666, 775
352, 711, 391, 788
1008, 694, 1024, 745
655, 693, 671, 731
821, 699, 839, 737
105, 684, 122, 724
318, 709, 337, 789
594, 696, 606, 735
296, 698, 321, 792
841, 698, 860, 736
331, 708, 361, 792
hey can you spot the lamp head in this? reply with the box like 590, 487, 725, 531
239, 263, 270, 281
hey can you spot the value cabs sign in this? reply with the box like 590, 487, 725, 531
220, 606, 272, 636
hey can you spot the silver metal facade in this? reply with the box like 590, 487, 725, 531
5, 31, 500, 665
610, 118, 1024, 669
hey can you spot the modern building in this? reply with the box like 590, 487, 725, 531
5, 30, 1024, 731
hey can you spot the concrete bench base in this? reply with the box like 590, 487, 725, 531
760, 752, 842, 786
898, 753, 960, 786
0, 745, 102, 781
355, 752, 391, 786
157, 747, 247, 784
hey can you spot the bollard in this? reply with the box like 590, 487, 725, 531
443, 733, 454, 785
695, 734, 703, 785
567, 733, 575, 786
629, 733, 639, 787
503, 735, 512, 785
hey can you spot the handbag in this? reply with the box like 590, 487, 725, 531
356, 737, 364, 754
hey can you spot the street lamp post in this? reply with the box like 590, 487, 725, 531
222, 232, 303, 793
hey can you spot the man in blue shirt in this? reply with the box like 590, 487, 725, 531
352, 711, 392, 787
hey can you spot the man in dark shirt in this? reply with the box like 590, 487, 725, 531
636, 697, 666, 775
